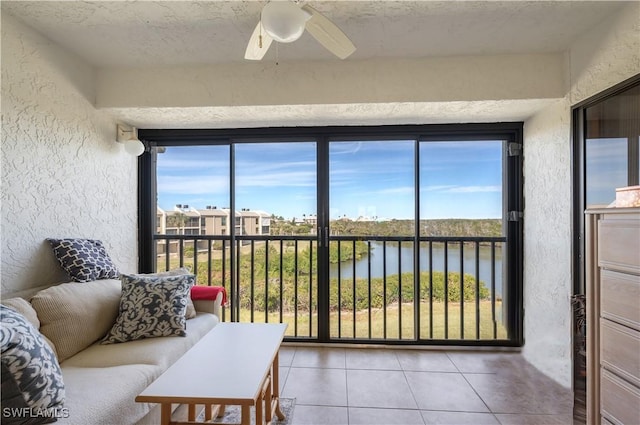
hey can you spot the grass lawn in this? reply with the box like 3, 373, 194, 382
159, 247, 508, 342
226, 300, 507, 341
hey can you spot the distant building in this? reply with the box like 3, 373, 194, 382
303, 214, 317, 227
156, 205, 273, 254
254, 210, 272, 235
157, 205, 271, 237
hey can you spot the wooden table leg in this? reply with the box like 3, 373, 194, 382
160, 403, 172, 425
256, 395, 264, 425
265, 372, 273, 424
272, 352, 285, 420
241, 405, 251, 425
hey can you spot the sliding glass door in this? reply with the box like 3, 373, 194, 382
140, 123, 523, 346
328, 140, 416, 340
419, 140, 507, 341
234, 141, 318, 337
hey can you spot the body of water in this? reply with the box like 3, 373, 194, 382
329, 241, 504, 297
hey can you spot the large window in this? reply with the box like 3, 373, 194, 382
139, 124, 523, 346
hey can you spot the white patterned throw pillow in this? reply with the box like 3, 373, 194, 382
1, 305, 66, 425
102, 273, 195, 344
129, 268, 197, 319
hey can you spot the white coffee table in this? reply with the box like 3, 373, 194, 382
136, 322, 288, 425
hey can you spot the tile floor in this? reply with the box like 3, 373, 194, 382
277, 346, 573, 425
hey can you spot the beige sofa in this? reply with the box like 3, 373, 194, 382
2, 279, 222, 425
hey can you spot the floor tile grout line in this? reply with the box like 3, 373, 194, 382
444, 351, 463, 373
278, 347, 295, 397
394, 351, 428, 425
459, 368, 497, 419
295, 401, 503, 415
344, 365, 351, 425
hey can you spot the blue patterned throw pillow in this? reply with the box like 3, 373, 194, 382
47, 238, 119, 282
102, 273, 195, 344
1, 305, 66, 425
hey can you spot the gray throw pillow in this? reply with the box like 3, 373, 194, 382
1, 305, 65, 425
102, 273, 195, 344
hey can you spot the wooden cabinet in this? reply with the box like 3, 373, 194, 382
586, 208, 640, 425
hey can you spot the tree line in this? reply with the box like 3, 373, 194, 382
195, 244, 490, 313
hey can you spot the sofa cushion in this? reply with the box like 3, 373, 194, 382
63, 313, 218, 370
132, 268, 197, 319
1, 305, 65, 425
30, 280, 121, 362
102, 274, 195, 344
57, 364, 160, 425
47, 238, 119, 282
1, 298, 40, 328
1, 298, 58, 359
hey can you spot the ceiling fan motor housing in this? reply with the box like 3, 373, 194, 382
261, 1, 311, 43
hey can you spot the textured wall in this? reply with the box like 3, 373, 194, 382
522, 1, 640, 388
97, 54, 564, 109
570, 1, 640, 104
1, 13, 138, 294
523, 98, 573, 387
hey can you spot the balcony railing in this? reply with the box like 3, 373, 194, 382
154, 233, 508, 343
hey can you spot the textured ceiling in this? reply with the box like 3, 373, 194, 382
2, 1, 629, 127
2, 1, 627, 67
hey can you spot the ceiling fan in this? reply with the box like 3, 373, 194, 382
244, 1, 356, 61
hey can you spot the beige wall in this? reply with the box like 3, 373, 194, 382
97, 54, 564, 109
522, 1, 639, 388
1, 13, 138, 294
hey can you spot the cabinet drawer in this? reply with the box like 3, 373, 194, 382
601, 269, 640, 331
601, 369, 640, 425
601, 319, 640, 387
598, 219, 640, 274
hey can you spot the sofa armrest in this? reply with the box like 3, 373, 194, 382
193, 291, 223, 319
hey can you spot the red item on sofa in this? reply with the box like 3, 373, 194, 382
190, 285, 227, 306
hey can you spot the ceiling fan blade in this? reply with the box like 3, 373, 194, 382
302, 5, 356, 59
244, 21, 273, 60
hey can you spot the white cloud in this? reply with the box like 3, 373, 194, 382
157, 175, 228, 195
236, 170, 316, 187
422, 185, 457, 192
421, 184, 501, 193
376, 186, 414, 195
447, 185, 501, 193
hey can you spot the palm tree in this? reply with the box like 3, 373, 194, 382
167, 212, 187, 234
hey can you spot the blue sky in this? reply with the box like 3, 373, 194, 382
157, 140, 503, 220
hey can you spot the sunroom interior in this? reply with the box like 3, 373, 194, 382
1, 1, 639, 424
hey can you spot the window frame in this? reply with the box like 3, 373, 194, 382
571, 74, 640, 299
138, 123, 524, 346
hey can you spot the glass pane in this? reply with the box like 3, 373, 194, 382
585, 138, 628, 207
235, 142, 317, 337
156, 145, 230, 235
420, 141, 503, 222
419, 141, 506, 340
329, 140, 415, 229
155, 145, 232, 317
585, 83, 639, 207
329, 140, 415, 340
235, 142, 317, 230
